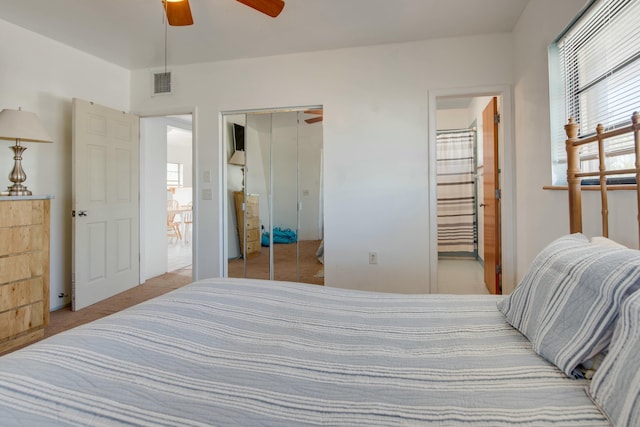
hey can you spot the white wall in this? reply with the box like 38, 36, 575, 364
131, 33, 513, 293
141, 117, 169, 280
167, 131, 193, 189
436, 108, 469, 129
0, 19, 130, 310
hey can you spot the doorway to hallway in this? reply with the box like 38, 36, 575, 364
430, 87, 515, 295
141, 114, 193, 280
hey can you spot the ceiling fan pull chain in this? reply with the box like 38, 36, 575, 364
164, 13, 168, 73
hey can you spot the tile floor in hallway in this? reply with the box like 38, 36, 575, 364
168, 236, 192, 272
437, 259, 489, 295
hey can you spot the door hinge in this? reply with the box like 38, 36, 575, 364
495, 189, 501, 200
496, 264, 502, 274
494, 113, 501, 124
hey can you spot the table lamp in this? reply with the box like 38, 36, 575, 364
229, 150, 246, 187
0, 108, 52, 196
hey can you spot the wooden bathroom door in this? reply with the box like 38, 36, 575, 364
482, 97, 501, 294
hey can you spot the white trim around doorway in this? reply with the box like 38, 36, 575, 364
137, 106, 198, 284
427, 86, 516, 295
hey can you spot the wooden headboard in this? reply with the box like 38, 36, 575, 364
564, 112, 640, 242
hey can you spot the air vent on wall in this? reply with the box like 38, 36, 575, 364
153, 71, 172, 95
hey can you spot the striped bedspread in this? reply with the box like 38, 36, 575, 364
0, 278, 608, 426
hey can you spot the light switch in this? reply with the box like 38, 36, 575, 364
202, 189, 213, 200
203, 170, 212, 183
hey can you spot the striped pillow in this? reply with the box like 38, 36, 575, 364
498, 234, 640, 377
590, 290, 640, 426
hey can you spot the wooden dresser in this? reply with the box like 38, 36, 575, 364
0, 197, 51, 353
233, 191, 260, 258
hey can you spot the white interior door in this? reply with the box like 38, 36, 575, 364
72, 98, 140, 311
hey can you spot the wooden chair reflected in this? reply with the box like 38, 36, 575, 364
167, 199, 193, 243
182, 209, 192, 243
167, 211, 182, 242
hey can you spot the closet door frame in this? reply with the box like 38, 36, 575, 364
222, 106, 323, 281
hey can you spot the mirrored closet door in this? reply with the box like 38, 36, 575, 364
225, 108, 324, 285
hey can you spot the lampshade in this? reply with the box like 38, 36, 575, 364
229, 150, 245, 166
0, 108, 52, 143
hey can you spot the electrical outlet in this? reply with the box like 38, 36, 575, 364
369, 251, 378, 264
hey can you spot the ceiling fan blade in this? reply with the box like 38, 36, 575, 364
163, 0, 194, 26
236, 0, 285, 18
305, 116, 323, 124
303, 109, 323, 116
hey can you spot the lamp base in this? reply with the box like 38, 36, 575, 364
7, 183, 32, 196
7, 143, 32, 196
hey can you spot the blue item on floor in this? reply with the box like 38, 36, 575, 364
261, 227, 297, 246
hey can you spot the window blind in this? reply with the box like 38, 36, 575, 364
551, 0, 640, 178
167, 162, 183, 187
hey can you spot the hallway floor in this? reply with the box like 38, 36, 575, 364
168, 236, 192, 272
437, 259, 489, 295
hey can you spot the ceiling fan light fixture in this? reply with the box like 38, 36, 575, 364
304, 108, 323, 124
162, 0, 193, 26
305, 116, 323, 124
236, 0, 285, 18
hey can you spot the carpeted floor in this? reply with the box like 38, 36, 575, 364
44, 267, 194, 339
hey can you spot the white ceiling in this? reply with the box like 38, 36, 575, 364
0, 0, 529, 70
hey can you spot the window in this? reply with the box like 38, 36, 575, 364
167, 162, 183, 188
549, 0, 640, 184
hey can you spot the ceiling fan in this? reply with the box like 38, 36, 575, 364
162, 0, 285, 26
304, 109, 323, 124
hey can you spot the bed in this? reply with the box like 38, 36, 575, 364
0, 279, 612, 426
0, 114, 639, 426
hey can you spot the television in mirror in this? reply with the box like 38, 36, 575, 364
233, 123, 245, 152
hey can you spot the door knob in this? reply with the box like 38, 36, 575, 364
479, 203, 486, 208
78, 210, 88, 217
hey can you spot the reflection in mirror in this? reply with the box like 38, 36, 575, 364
244, 113, 271, 279
296, 110, 324, 284
225, 113, 248, 277
272, 112, 299, 282
225, 108, 324, 285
